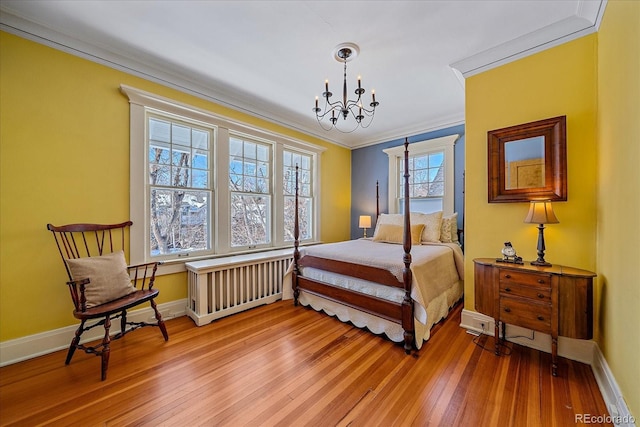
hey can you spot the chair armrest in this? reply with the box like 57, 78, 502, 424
127, 262, 161, 290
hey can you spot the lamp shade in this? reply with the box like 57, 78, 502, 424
359, 215, 372, 228
524, 200, 559, 224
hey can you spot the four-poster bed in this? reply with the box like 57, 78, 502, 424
285, 138, 464, 352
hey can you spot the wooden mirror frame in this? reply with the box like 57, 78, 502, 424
488, 116, 567, 203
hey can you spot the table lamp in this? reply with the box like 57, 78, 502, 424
359, 215, 372, 238
524, 200, 559, 266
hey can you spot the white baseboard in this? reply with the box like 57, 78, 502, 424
591, 345, 637, 426
0, 299, 187, 367
461, 309, 637, 426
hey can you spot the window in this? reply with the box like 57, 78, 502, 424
400, 150, 445, 213
229, 136, 271, 248
383, 135, 459, 215
148, 116, 214, 258
122, 85, 324, 271
283, 150, 313, 242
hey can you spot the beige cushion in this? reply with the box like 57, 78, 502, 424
374, 211, 443, 243
440, 213, 459, 243
412, 211, 443, 243
372, 223, 425, 245
66, 251, 135, 308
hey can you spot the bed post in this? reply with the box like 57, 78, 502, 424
376, 180, 380, 219
401, 137, 414, 354
292, 165, 300, 306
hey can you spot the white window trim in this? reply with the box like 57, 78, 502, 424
121, 84, 324, 275
383, 134, 459, 216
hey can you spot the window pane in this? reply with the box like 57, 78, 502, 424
150, 164, 171, 186
257, 144, 269, 162
429, 152, 444, 167
230, 193, 270, 247
229, 138, 243, 157
230, 173, 242, 190
150, 145, 171, 164
172, 124, 191, 146
192, 170, 208, 189
150, 189, 210, 256
149, 118, 170, 143
284, 196, 312, 241
192, 129, 209, 150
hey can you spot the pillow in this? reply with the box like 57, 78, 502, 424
411, 211, 443, 243
372, 223, 425, 245
65, 250, 135, 308
374, 211, 443, 243
440, 213, 459, 243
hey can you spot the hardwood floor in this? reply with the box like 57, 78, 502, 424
0, 300, 611, 426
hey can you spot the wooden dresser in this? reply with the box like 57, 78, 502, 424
473, 258, 595, 376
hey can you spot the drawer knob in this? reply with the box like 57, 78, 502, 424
505, 287, 512, 292
537, 315, 545, 321
537, 279, 545, 284
537, 293, 545, 299
504, 307, 511, 313
505, 274, 511, 279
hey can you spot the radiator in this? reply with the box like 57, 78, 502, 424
185, 249, 293, 326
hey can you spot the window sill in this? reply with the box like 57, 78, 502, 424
153, 243, 319, 277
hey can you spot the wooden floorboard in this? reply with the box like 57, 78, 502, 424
0, 300, 611, 426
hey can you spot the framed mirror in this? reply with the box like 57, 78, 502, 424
488, 116, 567, 203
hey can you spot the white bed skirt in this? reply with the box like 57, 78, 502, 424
290, 279, 463, 350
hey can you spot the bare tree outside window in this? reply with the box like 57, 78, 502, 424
284, 150, 312, 241
148, 117, 211, 256
229, 137, 271, 247
399, 151, 445, 213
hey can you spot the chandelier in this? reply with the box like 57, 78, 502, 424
313, 43, 379, 133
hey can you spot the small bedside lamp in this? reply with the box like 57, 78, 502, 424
359, 215, 372, 238
524, 200, 559, 267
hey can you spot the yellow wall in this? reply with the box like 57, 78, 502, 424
466, 1, 639, 417
0, 32, 351, 341
596, 0, 640, 417
465, 35, 598, 307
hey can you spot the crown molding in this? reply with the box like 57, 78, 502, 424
451, 0, 607, 78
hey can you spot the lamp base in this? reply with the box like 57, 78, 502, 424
531, 259, 552, 267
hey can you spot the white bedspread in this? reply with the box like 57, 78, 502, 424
282, 239, 464, 349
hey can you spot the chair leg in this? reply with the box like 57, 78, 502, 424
101, 315, 111, 381
150, 299, 169, 341
66, 320, 85, 365
120, 309, 127, 337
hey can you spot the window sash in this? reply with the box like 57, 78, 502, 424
147, 115, 215, 260
229, 135, 273, 249
283, 149, 313, 242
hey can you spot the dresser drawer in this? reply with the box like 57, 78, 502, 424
500, 282, 551, 302
499, 270, 551, 288
500, 297, 552, 333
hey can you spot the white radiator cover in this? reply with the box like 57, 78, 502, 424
186, 249, 293, 326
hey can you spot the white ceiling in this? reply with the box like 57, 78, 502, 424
0, 1, 605, 149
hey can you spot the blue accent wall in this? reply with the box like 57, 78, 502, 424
350, 125, 465, 239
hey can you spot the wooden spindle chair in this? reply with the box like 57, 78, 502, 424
47, 221, 169, 380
